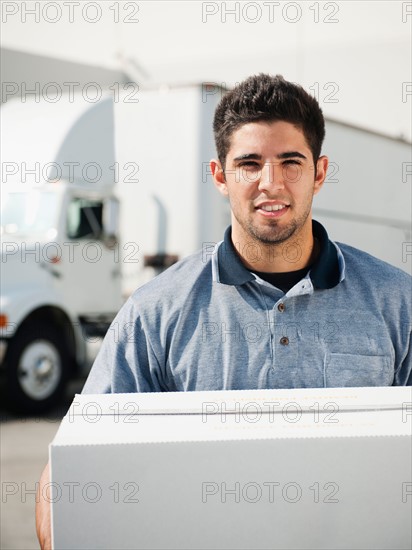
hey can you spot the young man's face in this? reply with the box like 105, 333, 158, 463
211, 120, 328, 248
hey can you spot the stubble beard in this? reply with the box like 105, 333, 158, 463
238, 203, 312, 246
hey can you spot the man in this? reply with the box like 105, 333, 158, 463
80, 73, 411, 392
36, 74, 412, 548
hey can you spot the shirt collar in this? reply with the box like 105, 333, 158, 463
217, 220, 343, 289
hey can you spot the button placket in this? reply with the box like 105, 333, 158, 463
275, 300, 289, 346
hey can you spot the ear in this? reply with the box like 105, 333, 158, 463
313, 155, 329, 195
210, 159, 228, 197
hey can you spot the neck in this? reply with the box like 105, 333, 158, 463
231, 221, 318, 273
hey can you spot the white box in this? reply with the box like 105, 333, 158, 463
50, 387, 412, 550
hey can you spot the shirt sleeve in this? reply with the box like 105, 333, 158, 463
81, 298, 165, 394
393, 324, 412, 386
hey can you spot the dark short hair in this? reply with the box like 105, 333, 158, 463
213, 74, 325, 168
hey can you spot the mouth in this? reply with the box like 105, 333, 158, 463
255, 202, 290, 218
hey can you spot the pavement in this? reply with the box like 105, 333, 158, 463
1, 379, 85, 550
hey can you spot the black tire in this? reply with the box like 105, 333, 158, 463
4, 322, 70, 414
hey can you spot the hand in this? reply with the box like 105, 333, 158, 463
35, 463, 52, 550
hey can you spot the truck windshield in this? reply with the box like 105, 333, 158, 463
0, 190, 58, 239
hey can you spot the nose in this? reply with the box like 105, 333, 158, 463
258, 162, 285, 192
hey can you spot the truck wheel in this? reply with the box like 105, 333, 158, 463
5, 323, 70, 414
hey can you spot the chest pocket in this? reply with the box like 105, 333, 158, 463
325, 352, 393, 387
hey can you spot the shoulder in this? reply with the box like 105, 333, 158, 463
336, 241, 412, 287
127, 249, 213, 313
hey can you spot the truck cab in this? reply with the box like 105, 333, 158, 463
1, 180, 121, 412
0, 94, 122, 413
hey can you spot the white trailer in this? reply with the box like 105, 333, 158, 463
113, 85, 230, 293
315, 119, 411, 273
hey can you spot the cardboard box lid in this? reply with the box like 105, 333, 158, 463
68, 386, 412, 414
51, 387, 412, 447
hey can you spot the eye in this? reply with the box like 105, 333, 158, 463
283, 159, 301, 165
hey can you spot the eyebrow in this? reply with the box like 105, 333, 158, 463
233, 151, 307, 162
278, 151, 307, 160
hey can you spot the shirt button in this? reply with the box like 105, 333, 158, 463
280, 336, 289, 346
277, 303, 285, 312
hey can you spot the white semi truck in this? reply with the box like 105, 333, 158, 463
1, 86, 410, 413
0, 87, 228, 413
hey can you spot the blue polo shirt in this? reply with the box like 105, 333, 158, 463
82, 221, 412, 393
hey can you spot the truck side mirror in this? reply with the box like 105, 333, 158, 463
103, 197, 119, 249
